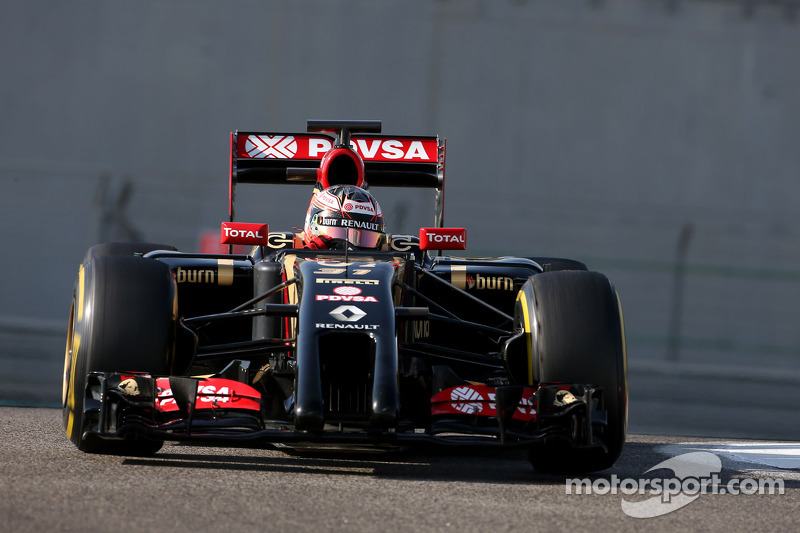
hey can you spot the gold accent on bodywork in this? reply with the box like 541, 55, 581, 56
450, 265, 467, 289
167, 275, 179, 373
282, 254, 299, 335
217, 259, 235, 286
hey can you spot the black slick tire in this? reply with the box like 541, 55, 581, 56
62, 254, 175, 454
514, 271, 627, 473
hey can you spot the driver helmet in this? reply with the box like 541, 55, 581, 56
303, 185, 387, 250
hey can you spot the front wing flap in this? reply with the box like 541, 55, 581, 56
80, 372, 608, 452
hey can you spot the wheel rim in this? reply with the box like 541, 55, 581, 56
61, 301, 75, 408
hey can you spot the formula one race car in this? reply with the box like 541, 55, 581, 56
62, 120, 627, 473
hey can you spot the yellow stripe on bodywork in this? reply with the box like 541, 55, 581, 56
450, 265, 467, 289
167, 276, 180, 373
217, 259, 235, 286
516, 290, 534, 385
282, 254, 298, 335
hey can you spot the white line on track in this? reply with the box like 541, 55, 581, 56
655, 442, 800, 479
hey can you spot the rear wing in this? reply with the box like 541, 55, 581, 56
229, 121, 447, 227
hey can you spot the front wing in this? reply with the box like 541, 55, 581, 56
81, 372, 610, 452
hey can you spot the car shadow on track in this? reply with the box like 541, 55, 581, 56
119, 441, 658, 485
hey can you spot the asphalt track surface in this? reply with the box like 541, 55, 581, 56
2, 407, 798, 532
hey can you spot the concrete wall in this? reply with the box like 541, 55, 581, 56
2, 0, 800, 372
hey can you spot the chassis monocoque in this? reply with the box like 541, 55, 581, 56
62, 121, 627, 473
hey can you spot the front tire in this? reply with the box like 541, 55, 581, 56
62, 254, 175, 454
514, 271, 627, 473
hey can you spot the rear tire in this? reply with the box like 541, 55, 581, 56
81, 242, 177, 263
514, 271, 627, 473
62, 254, 175, 454
527, 257, 587, 272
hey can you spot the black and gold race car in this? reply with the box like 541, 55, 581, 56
62, 120, 627, 473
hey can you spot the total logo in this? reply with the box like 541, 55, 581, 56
419, 227, 466, 251
220, 222, 269, 245
223, 228, 264, 239
427, 233, 464, 244
329, 305, 367, 322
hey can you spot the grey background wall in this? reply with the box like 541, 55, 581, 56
2, 1, 799, 415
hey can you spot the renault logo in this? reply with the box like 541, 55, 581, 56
329, 305, 366, 322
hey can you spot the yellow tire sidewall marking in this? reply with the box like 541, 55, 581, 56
65, 265, 85, 437
516, 289, 534, 385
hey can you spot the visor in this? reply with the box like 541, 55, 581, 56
316, 225, 386, 249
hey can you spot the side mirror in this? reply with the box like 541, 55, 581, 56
220, 222, 269, 246
419, 228, 466, 250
